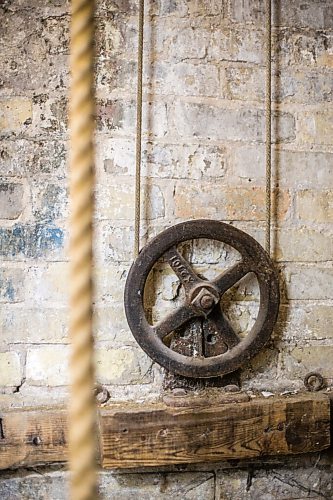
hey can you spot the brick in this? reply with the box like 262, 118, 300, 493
216, 468, 332, 499
275, 29, 333, 69
0, 98, 32, 134
298, 111, 333, 145
0, 224, 64, 260
186, 238, 242, 265
0, 351, 22, 387
276, 228, 333, 262
153, 62, 220, 97
283, 149, 333, 189
30, 140, 67, 176
276, 1, 333, 30
151, 0, 188, 16
96, 179, 165, 220
95, 58, 135, 97
0, 470, 215, 500
283, 265, 333, 300
174, 183, 290, 222
94, 263, 129, 303
171, 102, 295, 143
187, 0, 224, 17
94, 305, 133, 344
30, 181, 67, 223
1, 307, 68, 345
296, 190, 333, 223
230, 145, 333, 189
230, 0, 333, 30
97, 137, 134, 177
98, 11, 133, 55
226, 27, 265, 64
283, 345, 333, 379
151, 0, 224, 17
0, 52, 68, 95
100, 471, 215, 498
99, 223, 133, 262
40, 13, 69, 56
285, 70, 333, 103
170, 23, 265, 65
147, 143, 227, 180
229, 0, 265, 24
0, 139, 67, 177
221, 65, 333, 104
276, 304, 333, 342
95, 347, 153, 385
1, 11, 41, 59
153, 0, 213, 17
98, 60, 220, 98
25, 263, 69, 306
96, 0, 137, 15
97, 99, 168, 137
99, 138, 227, 180
168, 24, 210, 60
0, 182, 24, 219
0, 267, 24, 303
31, 95, 67, 137
221, 65, 265, 102
96, 14, 144, 60
223, 302, 260, 338
26, 345, 69, 386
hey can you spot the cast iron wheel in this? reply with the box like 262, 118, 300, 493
124, 219, 280, 378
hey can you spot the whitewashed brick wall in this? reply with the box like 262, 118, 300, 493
0, 1, 332, 496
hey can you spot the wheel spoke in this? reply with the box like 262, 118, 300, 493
213, 260, 251, 295
154, 305, 196, 340
208, 306, 240, 349
164, 246, 201, 289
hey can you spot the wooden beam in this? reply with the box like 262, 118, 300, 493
0, 394, 330, 470
100, 394, 330, 468
0, 407, 68, 470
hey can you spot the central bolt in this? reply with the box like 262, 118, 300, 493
200, 294, 215, 309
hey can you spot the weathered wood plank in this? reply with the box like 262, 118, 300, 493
0, 394, 330, 470
100, 394, 331, 468
0, 407, 68, 470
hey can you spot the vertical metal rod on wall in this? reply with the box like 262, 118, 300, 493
134, 0, 145, 258
265, 0, 272, 256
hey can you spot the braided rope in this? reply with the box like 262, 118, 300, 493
134, 0, 145, 258
69, 1, 97, 498
265, 0, 272, 255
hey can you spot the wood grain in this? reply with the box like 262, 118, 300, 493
0, 407, 68, 469
0, 394, 330, 470
100, 394, 330, 468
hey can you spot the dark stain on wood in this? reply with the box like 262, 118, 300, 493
0, 419, 5, 440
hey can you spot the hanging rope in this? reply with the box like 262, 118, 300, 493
69, 0, 97, 499
265, 0, 272, 255
134, 0, 145, 258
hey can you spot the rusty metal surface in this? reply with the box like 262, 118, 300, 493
124, 219, 280, 378
304, 372, 325, 392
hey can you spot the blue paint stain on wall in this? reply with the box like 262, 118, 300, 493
0, 224, 64, 258
4, 281, 15, 301
0, 277, 16, 302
